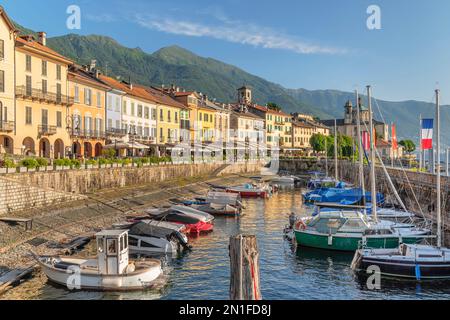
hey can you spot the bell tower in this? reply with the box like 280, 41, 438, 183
344, 100, 353, 124
237, 85, 252, 105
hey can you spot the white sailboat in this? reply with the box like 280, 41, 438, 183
352, 89, 450, 280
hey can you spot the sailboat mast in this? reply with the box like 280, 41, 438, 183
436, 89, 442, 247
367, 85, 377, 222
325, 137, 329, 177
355, 89, 366, 210
334, 119, 338, 181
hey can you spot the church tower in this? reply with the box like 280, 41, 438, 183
344, 100, 353, 124
237, 85, 252, 105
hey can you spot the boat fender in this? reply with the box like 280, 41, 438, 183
415, 265, 421, 281
328, 235, 333, 246
295, 220, 307, 231
125, 263, 136, 273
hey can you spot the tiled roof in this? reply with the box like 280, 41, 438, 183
99, 75, 159, 104
249, 104, 290, 116
137, 85, 187, 109
16, 35, 72, 64
68, 66, 111, 90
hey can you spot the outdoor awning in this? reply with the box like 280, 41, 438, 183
103, 141, 150, 149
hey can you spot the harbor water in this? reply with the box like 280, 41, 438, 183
12, 187, 450, 300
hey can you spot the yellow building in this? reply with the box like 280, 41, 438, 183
0, 7, 16, 155
140, 85, 186, 146
171, 90, 216, 143
15, 32, 73, 158
68, 64, 110, 158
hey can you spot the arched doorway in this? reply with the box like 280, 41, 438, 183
0, 135, 14, 154
22, 137, 35, 156
54, 139, 64, 159
84, 142, 93, 158
39, 138, 51, 158
72, 142, 82, 158
94, 143, 103, 157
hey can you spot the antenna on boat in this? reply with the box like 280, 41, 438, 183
325, 137, 329, 177
367, 85, 378, 222
435, 88, 442, 248
355, 89, 367, 215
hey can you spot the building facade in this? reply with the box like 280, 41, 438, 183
0, 7, 16, 155
15, 33, 73, 158
68, 65, 110, 158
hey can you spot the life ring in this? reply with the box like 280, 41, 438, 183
295, 220, 307, 230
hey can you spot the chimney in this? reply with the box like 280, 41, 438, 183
90, 60, 97, 71
38, 32, 47, 46
129, 76, 133, 90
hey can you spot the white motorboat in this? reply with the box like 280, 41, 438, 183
35, 230, 164, 291
128, 220, 190, 255
145, 205, 214, 224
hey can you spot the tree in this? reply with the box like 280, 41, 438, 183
399, 140, 416, 154
267, 102, 281, 111
310, 134, 326, 153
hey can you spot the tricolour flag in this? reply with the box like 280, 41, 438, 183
421, 119, 433, 150
362, 131, 370, 151
392, 124, 398, 150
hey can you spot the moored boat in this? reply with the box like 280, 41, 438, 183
34, 230, 164, 291
226, 183, 271, 198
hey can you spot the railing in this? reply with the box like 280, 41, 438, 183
38, 125, 57, 136
16, 86, 74, 105
275, 121, 285, 125
134, 136, 155, 144
0, 121, 14, 132
106, 128, 127, 137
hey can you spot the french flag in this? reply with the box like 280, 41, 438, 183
421, 119, 433, 150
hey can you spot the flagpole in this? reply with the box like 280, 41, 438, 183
435, 89, 442, 248
419, 114, 422, 171
334, 119, 338, 181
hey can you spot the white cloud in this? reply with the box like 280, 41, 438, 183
135, 14, 347, 55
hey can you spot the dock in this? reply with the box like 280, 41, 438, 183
0, 263, 37, 295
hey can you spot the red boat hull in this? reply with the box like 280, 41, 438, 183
226, 189, 268, 198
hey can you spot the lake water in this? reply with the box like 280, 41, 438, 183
26, 188, 450, 300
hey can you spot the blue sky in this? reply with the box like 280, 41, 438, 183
3, 0, 450, 103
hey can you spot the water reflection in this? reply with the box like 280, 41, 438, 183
20, 187, 450, 300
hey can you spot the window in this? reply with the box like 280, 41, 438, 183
0, 70, 4, 92
74, 86, 80, 103
122, 101, 127, 115
84, 88, 92, 105
42, 60, 47, 76
96, 92, 101, 107
199, 113, 202, 121
24, 106, 32, 125
26, 76, 32, 96
131, 103, 135, 116
41, 109, 48, 126
107, 118, 112, 129
144, 107, 149, 119
26, 55, 31, 72
56, 83, 62, 103
115, 120, 120, 129
56, 111, 62, 127
144, 127, 149, 137
137, 105, 143, 117
107, 239, 117, 255
56, 65, 61, 80
0, 39, 4, 60
151, 108, 156, 120
160, 109, 163, 121
42, 79, 47, 94
107, 95, 112, 110
175, 112, 178, 123
167, 110, 171, 122
115, 97, 120, 112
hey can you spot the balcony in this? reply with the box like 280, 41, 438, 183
159, 136, 165, 143
38, 125, 57, 136
0, 121, 14, 133
275, 120, 285, 125
133, 135, 155, 144
16, 85, 74, 106
106, 128, 127, 137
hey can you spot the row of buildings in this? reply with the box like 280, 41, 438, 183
0, 7, 400, 160
0, 7, 333, 160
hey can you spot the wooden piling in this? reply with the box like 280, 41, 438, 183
229, 234, 262, 300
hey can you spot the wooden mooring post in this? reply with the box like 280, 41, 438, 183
229, 234, 262, 300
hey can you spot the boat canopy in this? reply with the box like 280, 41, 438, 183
129, 221, 177, 238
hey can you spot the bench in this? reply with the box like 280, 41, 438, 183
0, 217, 33, 231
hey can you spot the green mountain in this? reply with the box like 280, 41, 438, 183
13, 22, 450, 148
